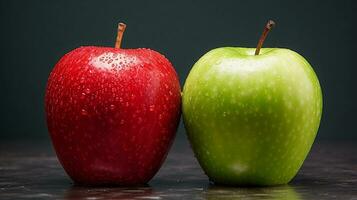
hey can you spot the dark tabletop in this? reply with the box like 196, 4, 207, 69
1, 134, 357, 200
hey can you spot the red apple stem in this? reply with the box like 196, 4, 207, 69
115, 22, 127, 48
255, 20, 275, 55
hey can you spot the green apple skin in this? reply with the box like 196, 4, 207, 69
182, 47, 322, 186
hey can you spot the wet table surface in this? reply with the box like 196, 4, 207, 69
1, 136, 357, 200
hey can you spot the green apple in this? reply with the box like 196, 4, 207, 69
182, 20, 322, 186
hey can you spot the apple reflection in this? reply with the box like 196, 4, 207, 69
204, 185, 303, 200
64, 185, 158, 200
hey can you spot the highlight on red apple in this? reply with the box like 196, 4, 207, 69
45, 22, 181, 185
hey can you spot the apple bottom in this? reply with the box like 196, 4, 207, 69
207, 173, 293, 187
50, 126, 176, 186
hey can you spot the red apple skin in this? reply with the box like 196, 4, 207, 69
45, 46, 181, 185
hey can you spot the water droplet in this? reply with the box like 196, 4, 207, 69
120, 119, 125, 125
81, 109, 88, 116
110, 104, 115, 110
149, 105, 155, 112
85, 88, 91, 94
80, 92, 86, 99
80, 77, 85, 83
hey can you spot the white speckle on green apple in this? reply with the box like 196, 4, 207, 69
183, 20, 322, 186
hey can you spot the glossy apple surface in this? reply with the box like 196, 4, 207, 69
45, 46, 181, 185
182, 47, 322, 185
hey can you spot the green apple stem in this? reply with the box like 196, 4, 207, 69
115, 22, 127, 48
255, 20, 275, 55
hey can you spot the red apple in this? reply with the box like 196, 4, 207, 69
45, 23, 181, 185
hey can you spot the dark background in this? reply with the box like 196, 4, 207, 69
0, 0, 356, 140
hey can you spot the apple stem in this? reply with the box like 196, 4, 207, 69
255, 20, 275, 55
115, 22, 127, 48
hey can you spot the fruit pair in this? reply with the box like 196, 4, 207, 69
45, 21, 322, 186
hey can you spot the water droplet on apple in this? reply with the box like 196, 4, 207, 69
81, 109, 88, 116
138, 117, 143, 124
109, 104, 115, 110
80, 92, 86, 99
85, 88, 91, 94
149, 105, 155, 112
79, 77, 85, 84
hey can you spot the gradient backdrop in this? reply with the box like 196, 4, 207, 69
0, 0, 356, 140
